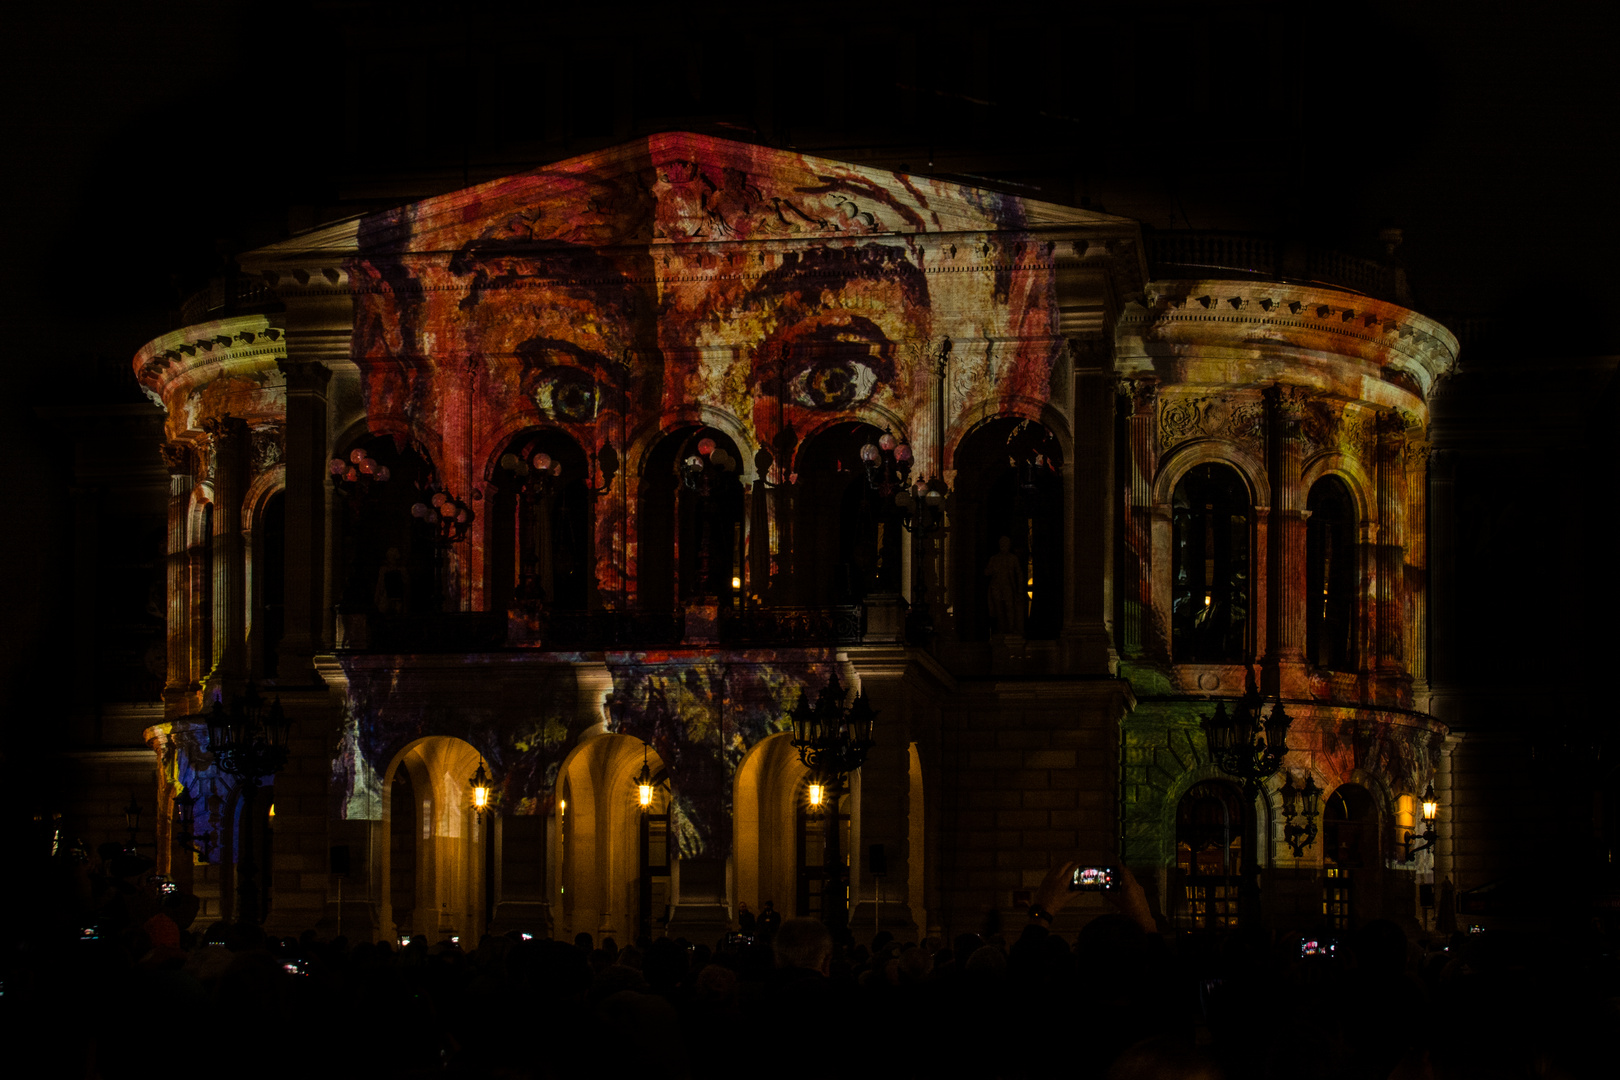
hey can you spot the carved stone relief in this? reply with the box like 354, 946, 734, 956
1156, 392, 1267, 455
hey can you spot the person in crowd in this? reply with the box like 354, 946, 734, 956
755, 898, 781, 940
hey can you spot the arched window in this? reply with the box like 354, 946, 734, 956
638, 426, 745, 614
1171, 464, 1251, 662
1173, 780, 1245, 932
793, 423, 905, 606
489, 430, 592, 614
953, 418, 1065, 640
1306, 476, 1357, 670
332, 435, 439, 619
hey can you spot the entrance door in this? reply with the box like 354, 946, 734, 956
795, 790, 850, 919
638, 811, 671, 942
1173, 781, 1245, 932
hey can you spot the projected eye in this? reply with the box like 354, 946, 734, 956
787, 353, 880, 409
778, 317, 897, 410
531, 366, 596, 422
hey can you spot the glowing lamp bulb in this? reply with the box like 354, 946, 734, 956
1420, 782, 1438, 822
697, 438, 716, 456
894, 443, 912, 462
731, 575, 742, 590
1204, 592, 1212, 608
473, 785, 488, 811
878, 433, 896, 451
860, 443, 880, 462
350, 449, 367, 464
638, 782, 653, 809
533, 452, 552, 472
808, 782, 825, 808
329, 458, 346, 476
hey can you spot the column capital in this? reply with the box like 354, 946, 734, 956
160, 440, 196, 476
277, 357, 334, 393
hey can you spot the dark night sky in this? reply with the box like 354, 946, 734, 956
4, 1, 1617, 372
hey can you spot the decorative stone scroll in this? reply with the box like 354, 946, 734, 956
1156, 392, 1267, 454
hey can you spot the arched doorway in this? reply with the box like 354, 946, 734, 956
952, 418, 1065, 640
555, 734, 668, 943
1171, 463, 1252, 662
1172, 780, 1246, 932
381, 736, 489, 942
1322, 783, 1378, 929
734, 733, 813, 921
796, 778, 851, 920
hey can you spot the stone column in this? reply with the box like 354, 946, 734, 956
161, 442, 196, 715
1374, 414, 1408, 691
1404, 435, 1432, 707
1119, 380, 1157, 659
846, 649, 917, 936
1426, 448, 1458, 717
1267, 386, 1307, 694
276, 358, 333, 681
1063, 338, 1117, 674
203, 416, 249, 689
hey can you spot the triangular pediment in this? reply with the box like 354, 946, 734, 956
252, 132, 1134, 262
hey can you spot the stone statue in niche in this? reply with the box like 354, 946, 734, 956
985, 535, 1026, 636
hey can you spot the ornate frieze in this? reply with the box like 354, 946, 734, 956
1156, 391, 1267, 455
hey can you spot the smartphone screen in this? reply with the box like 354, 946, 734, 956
1070, 866, 1115, 891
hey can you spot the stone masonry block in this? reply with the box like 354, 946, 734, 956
1001, 770, 1051, 790
997, 810, 1050, 830
969, 790, 1022, 810
1023, 790, 1077, 809
996, 730, 1050, 750
969, 750, 1024, 770
1024, 750, 1076, 769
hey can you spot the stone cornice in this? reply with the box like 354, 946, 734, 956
133, 314, 287, 414
243, 232, 1147, 316
1117, 280, 1459, 402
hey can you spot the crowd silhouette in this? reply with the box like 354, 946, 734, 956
11, 850, 1615, 1079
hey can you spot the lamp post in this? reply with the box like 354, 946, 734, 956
205, 683, 289, 926
1200, 679, 1292, 929
790, 668, 876, 931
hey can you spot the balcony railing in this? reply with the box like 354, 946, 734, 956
346, 604, 866, 652
719, 605, 864, 646
179, 276, 281, 325
1145, 231, 1400, 301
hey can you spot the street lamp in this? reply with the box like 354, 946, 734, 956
790, 668, 877, 930
205, 683, 289, 926
1279, 772, 1322, 858
469, 761, 492, 817
1402, 782, 1439, 861
1200, 679, 1292, 928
